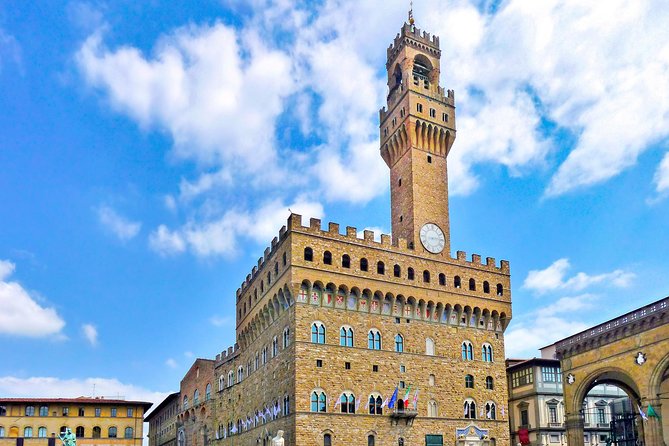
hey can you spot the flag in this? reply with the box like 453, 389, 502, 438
464, 402, 469, 418
230, 424, 237, 434
412, 389, 419, 409
381, 396, 389, 409
486, 406, 492, 419
501, 406, 505, 418
403, 384, 412, 405
355, 397, 361, 412
334, 397, 341, 410
388, 387, 399, 409
648, 404, 661, 419
638, 405, 649, 421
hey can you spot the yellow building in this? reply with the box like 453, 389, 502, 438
172, 13, 513, 446
0, 397, 151, 446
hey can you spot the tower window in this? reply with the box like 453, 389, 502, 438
417, 103, 423, 113
384, 128, 388, 137
429, 108, 436, 118
360, 258, 368, 271
400, 107, 405, 117
399, 215, 403, 222
392, 117, 397, 127
469, 278, 476, 291
393, 264, 401, 277
345, 362, 351, 370
304, 247, 313, 261
442, 112, 448, 122
407, 267, 415, 280
398, 178, 402, 186
377, 261, 385, 275
483, 281, 490, 293
342, 254, 350, 268
323, 251, 332, 265
427, 155, 432, 163
439, 273, 446, 286
423, 270, 430, 283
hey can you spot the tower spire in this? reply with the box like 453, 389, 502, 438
408, 1, 415, 26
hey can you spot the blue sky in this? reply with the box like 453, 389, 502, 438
1, 0, 669, 404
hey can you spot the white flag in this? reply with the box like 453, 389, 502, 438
381, 396, 389, 408
638, 404, 649, 421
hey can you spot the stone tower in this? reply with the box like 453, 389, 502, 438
380, 16, 456, 256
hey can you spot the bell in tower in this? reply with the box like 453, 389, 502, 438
379, 13, 456, 256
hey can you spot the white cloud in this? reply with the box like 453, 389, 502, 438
209, 315, 231, 327
82, 324, 98, 346
97, 205, 141, 241
523, 258, 635, 294
0, 28, 22, 74
149, 198, 323, 258
0, 376, 168, 404
165, 358, 178, 369
0, 260, 66, 337
654, 152, 669, 195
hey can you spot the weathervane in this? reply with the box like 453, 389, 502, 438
409, 1, 415, 26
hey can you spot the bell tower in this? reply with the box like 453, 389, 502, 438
379, 11, 456, 256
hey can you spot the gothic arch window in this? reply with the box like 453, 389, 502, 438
205, 383, 211, 401
394, 264, 401, 277
267, 271, 271, 285
454, 276, 461, 288
394, 334, 404, 352
486, 376, 494, 390
283, 326, 290, 348
282, 252, 287, 266
323, 251, 332, 265
218, 375, 224, 391
407, 268, 415, 280
368, 393, 383, 415
262, 346, 268, 364
274, 262, 278, 275
272, 336, 278, 357
193, 389, 199, 405
439, 273, 446, 286
342, 254, 350, 268
377, 261, 385, 275
310, 391, 327, 412
428, 400, 438, 417
340, 326, 354, 347
462, 341, 473, 360
423, 270, 430, 283
283, 395, 290, 415
485, 402, 496, 419
464, 399, 476, 419
311, 322, 326, 344
468, 278, 476, 291
304, 247, 313, 262
482, 343, 493, 362
483, 281, 490, 294
393, 63, 403, 88
360, 258, 368, 271
425, 338, 435, 355
183, 395, 189, 410
227, 371, 234, 387
496, 283, 504, 296
237, 366, 244, 382
339, 392, 356, 414
368, 329, 381, 350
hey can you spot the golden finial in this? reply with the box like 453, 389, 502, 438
409, 1, 415, 25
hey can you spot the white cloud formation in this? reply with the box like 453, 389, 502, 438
82, 323, 98, 346
97, 205, 141, 241
523, 258, 635, 294
165, 358, 178, 369
0, 376, 168, 404
654, 152, 669, 196
149, 198, 323, 258
0, 260, 66, 337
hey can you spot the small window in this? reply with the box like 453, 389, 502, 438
454, 276, 461, 288
373, 365, 379, 372
125, 427, 133, 439
429, 374, 435, 386
423, 270, 430, 283
304, 247, 313, 261
282, 252, 287, 266
377, 261, 385, 275
368, 434, 376, 446
393, 264, 401, 277
438, 273, 446, 285
497, 283, 504, 296
465, 374, 474, 388
398, 178, 402, 186
95, 408, 101, 417
429, 108, 436, 118
400, 365, 406, 373
384, 128, 388, 137
360, 258, 368, 271
323, 251, 332, 265
274, 262, 278, 275
486, 376, 494, 390
39, 427, 48, 438
345, 362, 351, 370
111, 408, 117, 417
483, 281, 490, 293
442, 112, 448, 122
316, 359, 323, 367
427, 155, 432, 163
108, 427, 117, 438
399, 215, 403, 222
324, 433, 332, 446
399, 380, 406, 389
342, 254, 350, 268
92, 427, 101, 438
395, 334, 404, 352
407, 267, 415, 280
311, 322, 326, 344
25, 406, 35, 416
417, 103, 423, 113
469, 278, 476, 291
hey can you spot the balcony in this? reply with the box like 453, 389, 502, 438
548, 422, 563, 428
390, 408, 418, 426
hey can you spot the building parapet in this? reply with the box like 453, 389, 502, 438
214, 343, 240, 365
387, 23, 440, 63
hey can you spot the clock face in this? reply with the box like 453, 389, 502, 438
420, 223, 445, 254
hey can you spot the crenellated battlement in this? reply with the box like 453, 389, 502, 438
387, 23, 440, 63
214, 343, 240, 365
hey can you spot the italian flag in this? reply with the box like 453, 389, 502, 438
404, 385, 412, 406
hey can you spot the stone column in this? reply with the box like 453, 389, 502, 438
565, 412, 583, 446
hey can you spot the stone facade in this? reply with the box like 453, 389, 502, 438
145, 393, 179, 446
0, 397, 151, 446
178, 360, 215, 446
169, 16, 513, 446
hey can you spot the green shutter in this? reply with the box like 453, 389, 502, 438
425, 434, 443, 446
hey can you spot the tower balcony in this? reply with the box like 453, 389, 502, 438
389, 408, 418, 426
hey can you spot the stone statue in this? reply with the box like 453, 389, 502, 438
271, 430, 284, 446
58, 428, 76, 446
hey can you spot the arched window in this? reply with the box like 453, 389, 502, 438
393, 264, 401, 277
407, 268, 415, 280
267, 271, 271, 285
24, 427, 33, 438
368, 434, 376, 446
193, 389, 199, 405
438, 273, 446, 286
283, 326, 290, 348
486, 376, 494, 390
465, 374, 474, 388
399, 438, 404, 446
25, 406, 35, 416
124, 427, 133, 439
324, 433, 332, 446
342, 254, 350, 268
323, 251, 332, 265
340, 393, 356, 413
227, 371, 234, 387
483, 281, 490, 294
462, 341, 473, 360
377, 261, 385, 275
92, 427, 101, 439
183, 395, 189, 410
39, 427, 48, 438
360, 258, 368, 271
454, 276, 461, 288
468, 278, 476, 291
262, 346, 268, 364
108, 427, 117, 438
482, 344, 493, 362
413, 54, 432, 88
304, 247, 313, 261
368, 329, 381, 350
368, 394, 383, 415
340, 326, 354, 347
39, 406, 48, 416
423, 270, 430, 283
237, 366, 244, 382
205, 383, 211, 401
496, 283, 504, 296
218, 375, 224, 391
428, 400, 438, 417
282, 252, 287, 266
283, 395, 290, 415
59, 427, 67, 435
0, 427, 5, 438
310, 391, 327, 412
464, 400, 476, 419
274, 262, 278, 275
394, 334, 404, 352
485, 402, 496, 419
425, 338, 435, 355
272, 336, 278, 357
311, 322, 326, 344
429, 374, 435, 386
